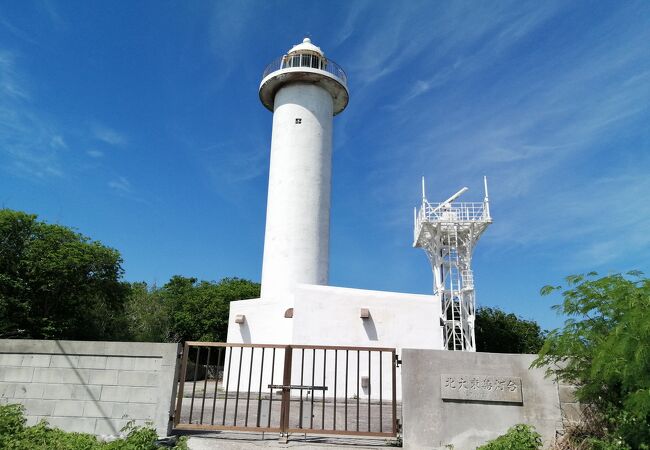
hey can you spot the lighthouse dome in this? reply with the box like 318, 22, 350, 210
287, 37, 324, 57
260, 37, 348, 115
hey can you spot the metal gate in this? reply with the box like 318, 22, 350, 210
173, 342, 399, 438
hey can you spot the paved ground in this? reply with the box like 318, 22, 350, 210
177, 385, 399, 436
182, 431, 399, 449
176, 380, 401, 448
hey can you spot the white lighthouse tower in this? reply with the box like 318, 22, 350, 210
228, 38, 443, 356
258, 38, 349, 304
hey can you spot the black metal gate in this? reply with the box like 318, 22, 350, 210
173, 342, 399, 438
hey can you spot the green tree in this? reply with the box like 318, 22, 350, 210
124, 282, 169, 342
475, 307, 545, 354
0, 209, 129, 340
532, 271, 650, 449
165, 276, 260, 342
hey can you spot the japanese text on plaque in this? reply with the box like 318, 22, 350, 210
440, 374, 523, 403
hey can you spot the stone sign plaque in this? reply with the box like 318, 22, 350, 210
441, 374, 523, 403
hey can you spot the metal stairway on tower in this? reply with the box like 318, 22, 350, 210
413, 178, 492, 352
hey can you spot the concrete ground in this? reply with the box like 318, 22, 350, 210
182, 431, 399, 449
177, 384, 399, 437
176, 381, 401, 448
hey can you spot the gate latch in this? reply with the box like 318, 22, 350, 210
268, 384, 328, 391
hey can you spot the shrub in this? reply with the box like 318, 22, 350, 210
477, 424, 543, 450
0, 403, 187, 449
533, 272, 650, 449
0, 403, 26, 448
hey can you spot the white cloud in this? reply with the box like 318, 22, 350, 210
108, 176, 132, 193
203, 140, 267, 184
0, 47, 130, 183
488, 169, 650, 269
86, 149, 103, 158
344, 1, 562, 86
0, 49, 66, 179
208, 1, 257, 78
50, 135, 66, 149
0, 50, 29, 99
107, 175, 152, 205
334, 2, 650, 275
92, 124, 127, 146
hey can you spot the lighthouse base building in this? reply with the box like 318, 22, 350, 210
226, 287, 441, 402
227, 285, 442, 352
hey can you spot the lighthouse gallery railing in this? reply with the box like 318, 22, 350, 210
262, 55, 347, 85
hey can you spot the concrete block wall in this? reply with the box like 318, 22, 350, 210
558, 382, 584, 426
401, 349, 564, 450
0, 340, 180, 437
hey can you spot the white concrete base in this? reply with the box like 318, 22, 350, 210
227, 284, 442, 350
225, 285, 443, 401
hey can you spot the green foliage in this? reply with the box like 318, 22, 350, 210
475, 307, 546, 354
0, 403, 26, 448
385, 435, 403, 447
0, 209, 129, 340
0, 404, 188, 449
476, 424, 542, 450
0, 208, 260, 343
164, 276, 260, 342
124, 282, 169, 342
533, 272, 650, 449
124, 276, 260, 343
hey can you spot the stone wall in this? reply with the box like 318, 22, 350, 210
558, 381, 584, 430
0, 340, 180, 437
401, 349, 564, 450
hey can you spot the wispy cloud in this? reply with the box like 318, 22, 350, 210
106, 175, 151, 205
208, 1, 257, 78
38, 0, 65, 29
86, 149, 103, 158
0, 49, 66, 179
108, 176, 132, 193
50, 135, 66, 149
0, 46, 127, 182
201, 139, 267, 188
332, 1, 373, 48
332, 2, 650, 273
343, 1, 562, 86
92, 123, 127, 146
489, 168, 650, 267
0, 50, 29, 100
0, 14, 38, 45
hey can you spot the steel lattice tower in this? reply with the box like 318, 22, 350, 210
413, 178, 492, 351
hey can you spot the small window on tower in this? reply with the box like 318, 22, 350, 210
295, 118, 302, 124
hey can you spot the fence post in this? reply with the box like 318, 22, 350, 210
392, 350, 398, 436
279, 346, 293, 441
174, 342, 190, 427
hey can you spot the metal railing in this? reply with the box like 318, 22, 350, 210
421, 201, 488, 223
461, 269, 474, 290
173, 342, 398, 439
262, 54, 347, 86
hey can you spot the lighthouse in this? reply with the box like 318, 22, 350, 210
258, 38, 349, 303
228, 38, 444, 355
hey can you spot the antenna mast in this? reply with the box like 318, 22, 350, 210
413, 178, 492, 351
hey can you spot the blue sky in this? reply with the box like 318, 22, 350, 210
1, 1, 649, 331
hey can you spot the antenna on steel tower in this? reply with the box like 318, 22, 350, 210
413, 177, 492, 351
